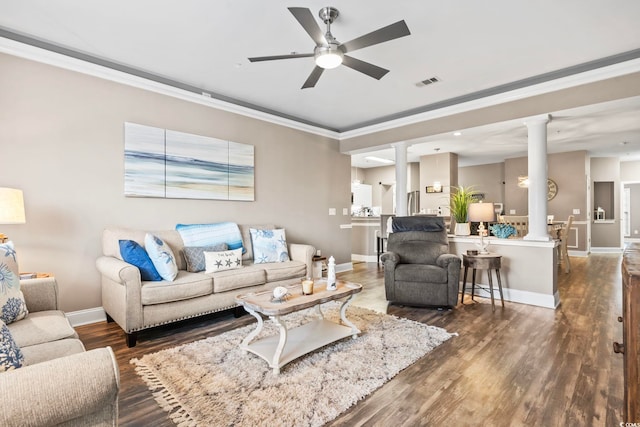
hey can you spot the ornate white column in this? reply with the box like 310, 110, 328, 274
524, 114, 551, 241
393, 141, 408, 216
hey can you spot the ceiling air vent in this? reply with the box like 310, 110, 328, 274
417, 76, 441, 87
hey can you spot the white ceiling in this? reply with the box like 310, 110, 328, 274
1, 0, 640, 167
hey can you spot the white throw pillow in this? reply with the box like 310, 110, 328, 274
144, 234, 178, 281
204, 249, 243, 273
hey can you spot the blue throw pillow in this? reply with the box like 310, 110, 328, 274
0, 319, 24, 372
119, 240, 162, 281
144, 234, 178, 281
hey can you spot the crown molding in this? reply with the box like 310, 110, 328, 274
0, 36, 340, 140
339, 57, 640, 140
2, 35, 639, 144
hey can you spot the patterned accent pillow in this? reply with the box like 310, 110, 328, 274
0, 242, 28, 324
176, 222, 245, 253
183, 244, 228, 272
204, 249, 243, 273
249, 228, 290, 264
144, 234, 178, 281
119, 240, 162, 282
0, 319, 24, 372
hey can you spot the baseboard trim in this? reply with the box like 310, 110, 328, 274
351, 254, 377, 263
568, 250, 589, 257
466, 286, 559, 309
66, 307, 106, 327
336, 262, 353, 273
590, 247, 624, 253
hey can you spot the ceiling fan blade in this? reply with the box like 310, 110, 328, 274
342, 55, 389, 80
248, 53, 314, 62
340, 20, 411, 53
302, 66, 324, 89
288, 7, 326, 46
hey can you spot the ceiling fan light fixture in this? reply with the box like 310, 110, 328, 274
314, 44, 343, 69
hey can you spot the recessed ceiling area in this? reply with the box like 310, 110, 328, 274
0, 0, 639, 165
351, 96, 640, 168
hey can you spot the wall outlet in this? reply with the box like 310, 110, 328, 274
329, 208, 336, 216
342, 207, 349, 215
509, 209, 516, 214
573, 208, 580, 214
316, 249, 322, 256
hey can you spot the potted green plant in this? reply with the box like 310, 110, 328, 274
450, 185, 478, 235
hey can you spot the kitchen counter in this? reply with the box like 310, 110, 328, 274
351, 217, 381, 262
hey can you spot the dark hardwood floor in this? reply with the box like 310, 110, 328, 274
77, 253, 625, 426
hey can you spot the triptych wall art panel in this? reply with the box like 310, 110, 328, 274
124, 122, 255, 201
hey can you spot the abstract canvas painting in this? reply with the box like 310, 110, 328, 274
124, 123, 255, 201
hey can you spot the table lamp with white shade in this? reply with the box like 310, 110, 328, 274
468, 201, 494, 254
0, 188, 26, 243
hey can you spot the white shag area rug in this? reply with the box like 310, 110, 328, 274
131, 302, 454, 427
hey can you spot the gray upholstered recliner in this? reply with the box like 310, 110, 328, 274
381, 216, 461, 308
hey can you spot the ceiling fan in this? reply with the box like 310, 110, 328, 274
248, 6, 411, 89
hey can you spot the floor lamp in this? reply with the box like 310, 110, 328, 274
468, 202, 494, 254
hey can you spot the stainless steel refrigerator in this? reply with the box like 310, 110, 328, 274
408, 191, 420, 216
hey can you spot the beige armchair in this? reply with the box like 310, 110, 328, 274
1, 278, 119, 426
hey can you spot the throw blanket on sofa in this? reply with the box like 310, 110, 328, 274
176, 222, 245, 252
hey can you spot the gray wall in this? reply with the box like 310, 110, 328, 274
458, 162, 505, 209
0, 53, 351, 312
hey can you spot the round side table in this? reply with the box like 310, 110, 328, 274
461, 253, 505, 311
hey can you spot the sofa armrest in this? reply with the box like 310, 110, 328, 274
436, 253, 462, 269
380, 251, 400, 267
289, 243, 316, 277
20, 277, 58, 312
0, 347, 120, 427
96, 256, 141, 285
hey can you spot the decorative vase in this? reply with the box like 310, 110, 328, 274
454, 222, 471, 236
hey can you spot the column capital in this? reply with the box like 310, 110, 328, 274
524, 114, 551, 127
390, 141, 409, 149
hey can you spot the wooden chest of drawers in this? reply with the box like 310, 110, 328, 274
616, 243, 640, 421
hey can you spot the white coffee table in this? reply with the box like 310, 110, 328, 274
235, 279, 362, 374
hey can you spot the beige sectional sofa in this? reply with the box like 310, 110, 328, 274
96, 224, 315, 347
0, 277, 119, 426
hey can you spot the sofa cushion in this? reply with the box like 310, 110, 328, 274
395, 264, 448, 283
8, 310, 79, 348
20, 338, 85, 366
0, 241, 29, 324
250, 228, 290, 263
119, 240, 162, 281
183, 244, 228, 272
141, 271, 213, 305
210, 264, 266, 293
261, 260, 307, 282
204, 249, 243, 273
0, 319, 24, 371
145, 233, 178, 281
